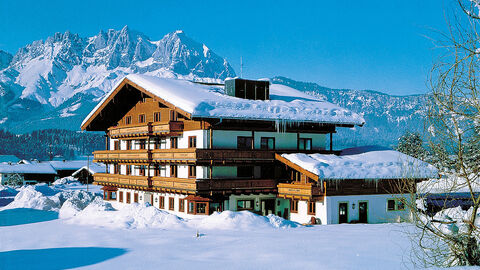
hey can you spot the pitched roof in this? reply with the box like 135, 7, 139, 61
82, 74, 365, 130
72, 163, 106, 176
0, 155, 20, 164
279, 146, 438, 180
0, 163, 57, 174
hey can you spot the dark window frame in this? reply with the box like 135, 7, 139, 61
159, 196, 165, 209
308, 201, 316, 215
260, 137, 275, 150
170, 165, 178, 178
154, 112, 161, 122
170, 137, 178, 149
169, 197, 175, 211
290, 199, 298, 213
298, 138, 313, 150
237, 136, 253, 150
188, 136, 197, 148
139, 114, 146, 123
237, 199, 254, 210
188, 165, 196, 178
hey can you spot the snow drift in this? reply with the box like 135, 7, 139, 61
1, 181, 299, 231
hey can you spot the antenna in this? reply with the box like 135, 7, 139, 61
240, 56, 243, 78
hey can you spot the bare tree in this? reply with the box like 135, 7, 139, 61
403, 0, 480, 267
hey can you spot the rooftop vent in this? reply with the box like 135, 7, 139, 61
224, 78, 269, 100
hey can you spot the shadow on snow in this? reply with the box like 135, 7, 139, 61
0, 247, 128, 270
0, 208, 58, 226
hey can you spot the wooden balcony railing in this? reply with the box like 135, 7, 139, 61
94, 173, 150, 187
151, 176, 197, 193
93, 150, 150, 163
195, 149, 275, 163
151, 148, 197, 162
277, 182, 324, 200
108, 121, 184, 138
197, 178, 277, 194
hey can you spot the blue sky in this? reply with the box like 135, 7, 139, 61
0, 0, 452, 95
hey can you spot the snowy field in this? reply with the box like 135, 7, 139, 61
0, 179, 451, 270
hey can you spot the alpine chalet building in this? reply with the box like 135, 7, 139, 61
81, 74, 437, 224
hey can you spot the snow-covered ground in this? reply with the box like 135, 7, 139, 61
0, 179, 426, 269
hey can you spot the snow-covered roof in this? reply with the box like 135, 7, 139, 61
0, 163, 57, 174
82, 74, 365, 128
72, 163, 106, 176
281, 146, 438, 180
48, 160, 95, 171
0, 155, 20, 164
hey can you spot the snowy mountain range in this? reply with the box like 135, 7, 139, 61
0, 26, 426, 147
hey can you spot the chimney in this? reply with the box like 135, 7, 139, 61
224, 78, 269, 100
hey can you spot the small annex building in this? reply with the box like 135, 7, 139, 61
81, 74, 438, 224
276, 146, 437, 224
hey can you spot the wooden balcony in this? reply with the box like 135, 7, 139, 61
196, 149, 275, 163
151, 149, 197, 163
277, 182, 324, 201
94, 173, 150, 188
108, 121, 184, 138
93, 150, 150, 163
151, 176, 197, 194
197, 178, 278, 195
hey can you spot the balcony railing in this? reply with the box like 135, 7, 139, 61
93, 150, 150, 163
108, 121, 184, 138
197, 178, 277, 194
94, 173, 150, 187
277, 182, 324, 200
151, 176, 197, 193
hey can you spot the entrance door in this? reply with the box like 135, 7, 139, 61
339, 202, 348, 223
359, 202, 368, 223
261, 199, 275, 216
144, 192, 153, 206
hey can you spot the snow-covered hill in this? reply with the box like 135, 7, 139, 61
0, 26, 235, 132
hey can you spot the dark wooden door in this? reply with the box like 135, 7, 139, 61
261, 199, 275, 216
339, 203, 348, 223
359, 202, 368, 223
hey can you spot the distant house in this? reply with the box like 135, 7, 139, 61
48, 160, 96, 178
0, 155, 20, 164
72, 163, 106, 184
0, 163, 57, 185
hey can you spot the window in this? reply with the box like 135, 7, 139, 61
134, 193, 139, 203
188, 136, 197, 148
179, 199, 185, 212
114, 164, 120, 174
114, 141, 120, 150
159, 196, 165, 209
118, 191, 123, 202
139, 114, 146, 123
170, 137, 178, 149
237, 136, 253, 150
237, 200, 254, 210
170, 110, 177, 121
138, 165, 146, 176
170, 165, 178, 178
188, 201, 195, 214
126, 140, 132, 150
137, 139, 146, 150
237, 166, 254, 178
155, 138, 167, 149
260, 137, 275, 150
298, 138, 312, 150
125, 116, 132, 125
126, 165, 132, 175
290, 199, 298, 213
308, 201, 316, 215
126, 193, 131, 204
169, 198, 175, 211
155, 165, 166, 177
188, 165, 196, 178
196, 203, 207, 214
388, 199, 406, 211
154, 112, 161, 122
